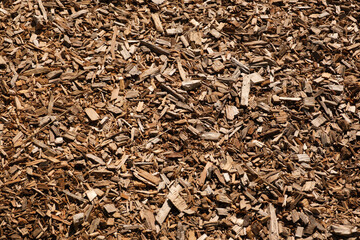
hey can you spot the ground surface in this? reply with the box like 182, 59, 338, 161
0, 0, 360, 239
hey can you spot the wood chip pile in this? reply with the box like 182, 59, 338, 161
0, 0, 360, 239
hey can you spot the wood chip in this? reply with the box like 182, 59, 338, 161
85, 108, 100, 121
151, 13, 164, 33
1, 1, 358, 239
104, 204, 118, 214
241, 74, 251, 106
86, 153, 106, 165
311, 115, 327, 127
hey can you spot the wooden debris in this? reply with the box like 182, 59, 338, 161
181, 80, 201, 91
85, 189, 97, 201
156, 185, 182, 225
304, 97, 316, 107
241, 74, 251, 106
226, 105, 239, 120
331, 225, 359, 237
62, 190, 86, 203
85, 108, 100, 121
168, 191, 188, 212
311, 115, 327, 128
268, 204, 279, 240
0, 1, 358, 239
212, 60, 225, 72
86, 153, 106, 165
0, 56, 7, 67
151, 13, 164, 33
248, 72, 264, 84
201, 132, 221, 141
279, 97, 302, 102
135, 168, 160, 186
140, 41, 170, 55
104, 204, 118, 214
73, 213, 85, 226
